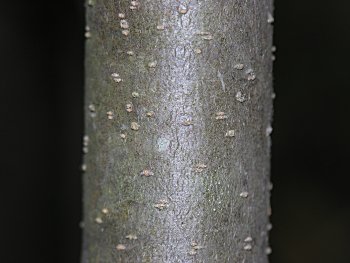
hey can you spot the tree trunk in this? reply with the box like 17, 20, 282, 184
82, 0, 274, 262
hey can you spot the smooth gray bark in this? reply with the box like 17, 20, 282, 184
82, 0, 274, 262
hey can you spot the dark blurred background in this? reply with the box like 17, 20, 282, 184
0, 0, 349, 262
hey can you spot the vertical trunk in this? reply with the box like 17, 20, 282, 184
82, 0, 273, 262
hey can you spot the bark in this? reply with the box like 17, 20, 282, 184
82, 0, 274, 262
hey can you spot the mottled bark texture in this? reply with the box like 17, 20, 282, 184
82, 0, 273, 262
